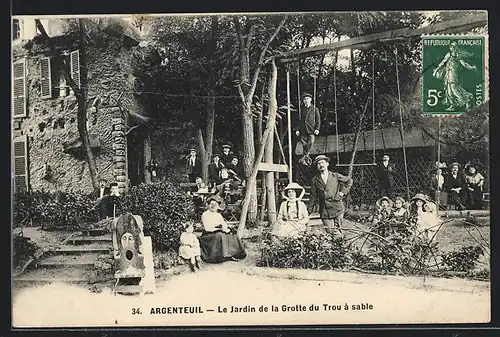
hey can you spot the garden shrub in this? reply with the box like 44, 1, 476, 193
441, 245, 484, 273
13, 190, 99, 230
120, 181, 195, 252
13, 235, 38, 269
257, 231, 350, 270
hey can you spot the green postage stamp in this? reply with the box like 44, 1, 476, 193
422, 35, 488, 115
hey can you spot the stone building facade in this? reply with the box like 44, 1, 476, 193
12, 17, 149, 195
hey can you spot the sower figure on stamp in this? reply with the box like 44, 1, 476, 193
308, 155, 353, 237
294, 93, 321, 166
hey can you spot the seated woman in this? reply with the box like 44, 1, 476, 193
463, 163, 485, 210
271, 182, 309, 239
215, 168, 241, 204
409, 193, 440, 240
391, 197, 409, 221
198, 195, 246, 263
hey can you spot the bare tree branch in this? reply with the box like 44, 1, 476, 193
248, 16, 287, 101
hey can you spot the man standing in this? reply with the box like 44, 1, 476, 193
185, 148, 202, 183
208, 153, 225, 188
95, 178, 110, 200
309, 155, 353, 236
97, 182, 121, 220
444, 162, 466, 210
220, 144, 233, 166
376, 154, 396, 199
294, 93, 321, 159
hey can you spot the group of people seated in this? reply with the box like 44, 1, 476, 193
370, 193, 441, 240
430, 161, 486, 210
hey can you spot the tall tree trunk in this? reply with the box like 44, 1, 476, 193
77, 19, 99, 193
238, 59, 278, 236
201, 16, 219, 183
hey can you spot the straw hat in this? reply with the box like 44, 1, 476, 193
282, 182, 306, 201
376, 196, 394, 208
206, 194, 226, 210
411, 193, 428, 203
313, 155, 330, 166
222, 144, 231, 149
301, 92, 312, 100
449, 162, 461, 169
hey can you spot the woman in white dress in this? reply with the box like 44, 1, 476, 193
271, 182, 309, 239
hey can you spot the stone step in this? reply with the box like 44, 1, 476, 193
55, 246, 111, 254
13, 266, 92, 284
35, 253, 100, 268
69, 235, 112, 245
80, 228, 110, 236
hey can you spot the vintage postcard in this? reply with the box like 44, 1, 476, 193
11, 10, 490, 328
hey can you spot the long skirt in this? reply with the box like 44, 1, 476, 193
198, 231, 246, 263
271, 219, 306, 238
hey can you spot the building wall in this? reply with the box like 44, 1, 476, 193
12, 23, 144, 194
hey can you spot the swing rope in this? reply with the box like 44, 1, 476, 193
394, 48, 411, 201
371, 52, 376, 164
334, 60, 339, 164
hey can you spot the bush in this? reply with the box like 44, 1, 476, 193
13, 191, 99, 230
441, 245, 484, 273
13, 235, 38, 269
120, 181, 195, 251
257, 231, 350, 270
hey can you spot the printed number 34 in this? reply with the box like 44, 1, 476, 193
427, 89, 443, 107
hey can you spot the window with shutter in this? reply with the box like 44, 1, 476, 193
12, 59, 27, 118
12, 135, 28, 192
40, 57, 52, 98
70, 50, 80, 88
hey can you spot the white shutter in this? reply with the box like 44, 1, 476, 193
13, 135, 29, 192
40, 57, 52, 98
70, 50, 80, 88
12, 58, 27, 118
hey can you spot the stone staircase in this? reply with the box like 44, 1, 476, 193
13, 228, 113, 286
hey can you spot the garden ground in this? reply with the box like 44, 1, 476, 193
12, 217, 490, 327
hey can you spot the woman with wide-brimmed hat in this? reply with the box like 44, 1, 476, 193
271, 182, 310, 239
463, 162, 485, 209
198, 195, 246, 263
409, 193, 441, 240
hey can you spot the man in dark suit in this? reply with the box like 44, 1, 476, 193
185, 148, 202, 183
95, 178, 110, 200
444, 162, 466, 210
225, 156, 244, 180
220, 144, 233, 167
208, 153, 225, 188
308, 155, 353, 236
96, 182, 121, 220
294, 93, 321, 158
376, 154, 396, 199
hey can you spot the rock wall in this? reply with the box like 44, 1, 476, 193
12, 36, 143, 194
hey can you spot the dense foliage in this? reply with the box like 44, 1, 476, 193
120, 181, 195, 251
257, 231, 350, 269
13, 235, 38, 269
13, 191, 99, 230
257, 217, 487, 279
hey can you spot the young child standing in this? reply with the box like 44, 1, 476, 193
179, 222, 201, 272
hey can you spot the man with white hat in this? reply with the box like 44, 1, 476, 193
185, 148, 202, 183
308, 155, 353, 236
